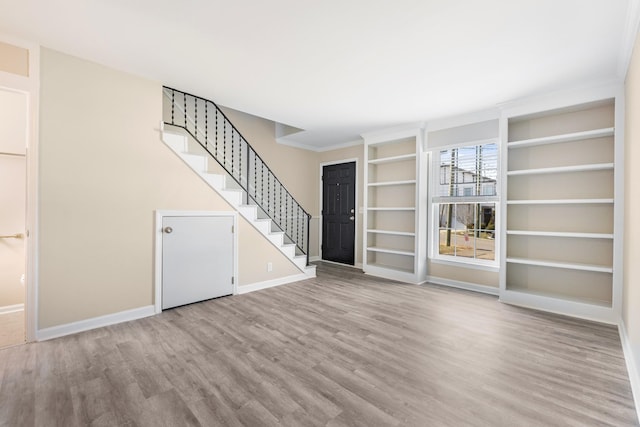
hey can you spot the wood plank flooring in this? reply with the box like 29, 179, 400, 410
0, 262, 637, 426
0, 310, 24, 349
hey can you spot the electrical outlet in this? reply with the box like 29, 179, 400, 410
267, 262, 273, 272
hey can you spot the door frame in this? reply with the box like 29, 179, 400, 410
0, 35, 40, 342
154, 210, 238, 314
318, 158, 359, 266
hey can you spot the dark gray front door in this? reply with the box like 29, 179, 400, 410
322, 162, 356, 265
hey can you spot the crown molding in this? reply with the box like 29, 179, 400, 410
619, 0, 640, 80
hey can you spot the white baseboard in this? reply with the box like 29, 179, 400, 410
425, 275, 500, 296
0, 303, 24, 315
236, 272, 309, 295
619, 320, 640, 423
309, 256, 321, 262
37, 305, 155, 341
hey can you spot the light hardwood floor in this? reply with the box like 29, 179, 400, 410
0, 262, 637, 426
0, 310, 24, 349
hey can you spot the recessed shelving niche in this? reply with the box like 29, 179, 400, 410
363, 128, 426, 284
500, 96, 622, 323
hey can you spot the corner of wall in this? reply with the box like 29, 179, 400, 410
619, 320, 640, 424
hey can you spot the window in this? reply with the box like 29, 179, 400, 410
432, 142, 498, 265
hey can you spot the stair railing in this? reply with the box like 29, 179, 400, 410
162, 86, 311, 265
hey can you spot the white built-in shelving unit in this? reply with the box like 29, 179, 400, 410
499, 88, 623, 323
362, 127, 427, 284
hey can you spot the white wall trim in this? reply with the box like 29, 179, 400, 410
619, 320, 640, 424
0, 303, 24, 315
426, 276, 500, 296
276, 135, 363, 153
314, 139, 364, 152
619, 0, 640, 80
154, 210, 239, 314
500, 289, 617, 324
236, 272, 309, 295
360, 121, 426, 143
426, 108, 500, 133
0, 35, 40, 343
499, 80, 621, 118
37, 305, 155, 341
319, 158, 359, 266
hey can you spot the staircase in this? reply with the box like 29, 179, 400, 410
161, 87, 315, 277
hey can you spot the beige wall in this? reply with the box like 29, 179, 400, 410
428, 262, 498, 288
624, 30, 640, 359
209, 107, 369, 266
218, 106, 322, 259
219, 106, 369, 265
38, 49, 302, 329
0, 41, 29, 77
219, 106, 318, 213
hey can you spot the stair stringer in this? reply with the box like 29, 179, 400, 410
161, 130, 316, 278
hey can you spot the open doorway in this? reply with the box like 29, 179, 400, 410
0, 88, 27, 348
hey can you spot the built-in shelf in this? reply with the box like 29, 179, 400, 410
364, 129, 425, 283
366, 263, 414, 275
506, 230, 614, 239
367, 207, 416, 211
368, 180, 416, 187
367, 229, 416, 237
507, 163, 614, 176
507, 127, 614, 149
503, 98, 618, 323
506, 198, 614, 205
506, 257, 613, 273
368, 153, 417, 164
502, 289, 612, 308
367, 247, 415, 256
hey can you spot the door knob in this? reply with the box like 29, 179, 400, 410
349, 216, 355, 221
164, 227, 173, 234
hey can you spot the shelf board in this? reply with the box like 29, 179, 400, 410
367, 229, 416, 237
367, 246, 415, 256
368, 153, 416, 165
506, 257, 613, 273
367, 207, 416, 211
501, 288, 612, 309
507, 127, 614, 149
506, 230, 614, 239
368, 180, 416, 187
507, 199, 614, 205
365, 262, 414, 275
507, 163, 614, 176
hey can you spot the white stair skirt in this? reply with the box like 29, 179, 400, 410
162, 131, 315, 276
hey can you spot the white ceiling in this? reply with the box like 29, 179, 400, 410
0, 0, 636, 149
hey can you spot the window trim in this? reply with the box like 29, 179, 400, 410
428, 139, 500, 268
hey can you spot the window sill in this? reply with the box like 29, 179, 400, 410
429, 257, 499, 273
